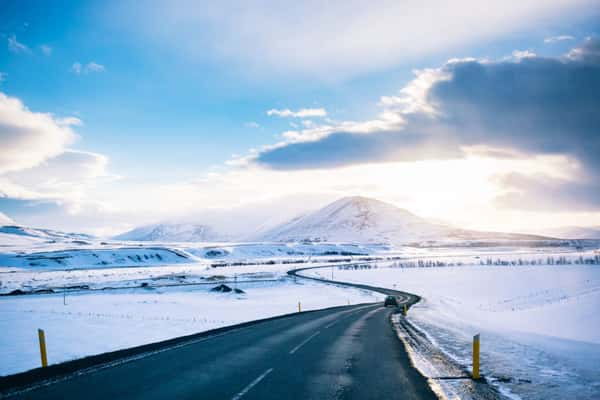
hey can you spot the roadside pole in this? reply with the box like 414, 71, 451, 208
472, 334, 480, 379
38, 329, 48, 367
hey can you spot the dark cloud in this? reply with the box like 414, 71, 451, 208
495, 173, 600, 211
255, 39, 600, 210
257, 127, 463, 169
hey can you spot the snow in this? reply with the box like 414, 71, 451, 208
114, 223, 226, 242
184, 241, 386, 260
110, 197, 560, 246
0, 247, 193, 271
2, 220, 599, 399
259, 196, 451, 244
304, 261, 600, 399
0, 279, 382, 376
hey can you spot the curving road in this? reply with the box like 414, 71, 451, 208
1, 267, 437, 400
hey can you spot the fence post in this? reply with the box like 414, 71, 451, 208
298, 301, 301, 312
38, 329, 48, 367
403, 304, 407, 316
472, 334, 480, 379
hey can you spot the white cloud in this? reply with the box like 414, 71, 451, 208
0, 92, 77, 174
56, 116, 83, 126
244, 121, 260, 128
71, 62, 82, 74
3, 150, 110, 203
511, 49, 537, 59
544, 35, 575, 43
7, 34, 29, 54
40, 44, 52, 55
71, 61, 106, 75
86, 62, 105, 73
127, 0, 595, 79
0, 92, 114, 221
267, 108, 327, 118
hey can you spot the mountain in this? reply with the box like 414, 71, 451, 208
113, 197, 556, 245
257, 196, 552, 245
257, 196, 451, 244
113, 223, 226, 242
542, 226, 600, 239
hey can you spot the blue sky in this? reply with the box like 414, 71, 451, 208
1, 1, 599, 235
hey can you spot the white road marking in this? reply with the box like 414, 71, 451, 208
324, 319, 340, 329
289, 331, 321, 354
231, 368, 274, 400
324, 307, 366, 329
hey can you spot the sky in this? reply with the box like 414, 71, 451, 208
1, 0, 600, 236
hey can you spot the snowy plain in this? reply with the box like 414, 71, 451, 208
1, 232, 599, 400
0, 278, 382, 376
305, 258, 600, 400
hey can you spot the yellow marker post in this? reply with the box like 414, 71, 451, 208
298, 301, 301, 312
472, 333, 480, 379
403, 304, 407, 316
38, 329, 48, 367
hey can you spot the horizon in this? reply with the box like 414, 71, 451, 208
1, 1, 600, 236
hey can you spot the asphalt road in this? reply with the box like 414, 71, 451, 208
2, 268, 437, 400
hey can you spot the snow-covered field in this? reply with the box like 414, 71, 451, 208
2, 229, 599, 400
0, 279, 382, 376
305, 261, 600, 400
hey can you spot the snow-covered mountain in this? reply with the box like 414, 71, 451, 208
257, 196, 451, 244
542, 226, 600, 239
257, 196, 551, 245
114, 223, 226, 242
112, 197, 555, 245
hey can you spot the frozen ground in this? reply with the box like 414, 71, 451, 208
305, 260, 600, 400
2, 234, 599, 399
0, 279, 382, 376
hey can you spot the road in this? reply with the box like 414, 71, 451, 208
1, 268, 437, 400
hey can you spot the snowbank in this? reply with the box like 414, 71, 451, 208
0, 247, 192, 270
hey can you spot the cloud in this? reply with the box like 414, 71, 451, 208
7, 34, 29, 53
71, 62, 82, 74
3, 150, 109, 202
0, 92, 77, 174
0, 211, 14, 225
544, 35, 575, 43
254, 39, 600, 210
71, 61, 106, 75
0, 92, 111, 219
40, 44, 52, 55
267, 108, 327, 118
244, 121, 260, 128
511, 49, 537, 59
86, 62, 105, 73
496, 173, 600, 211
125, 0, 596, 79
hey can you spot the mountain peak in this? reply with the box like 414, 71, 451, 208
114, 222, 226, 242
259, 196, 443, 244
